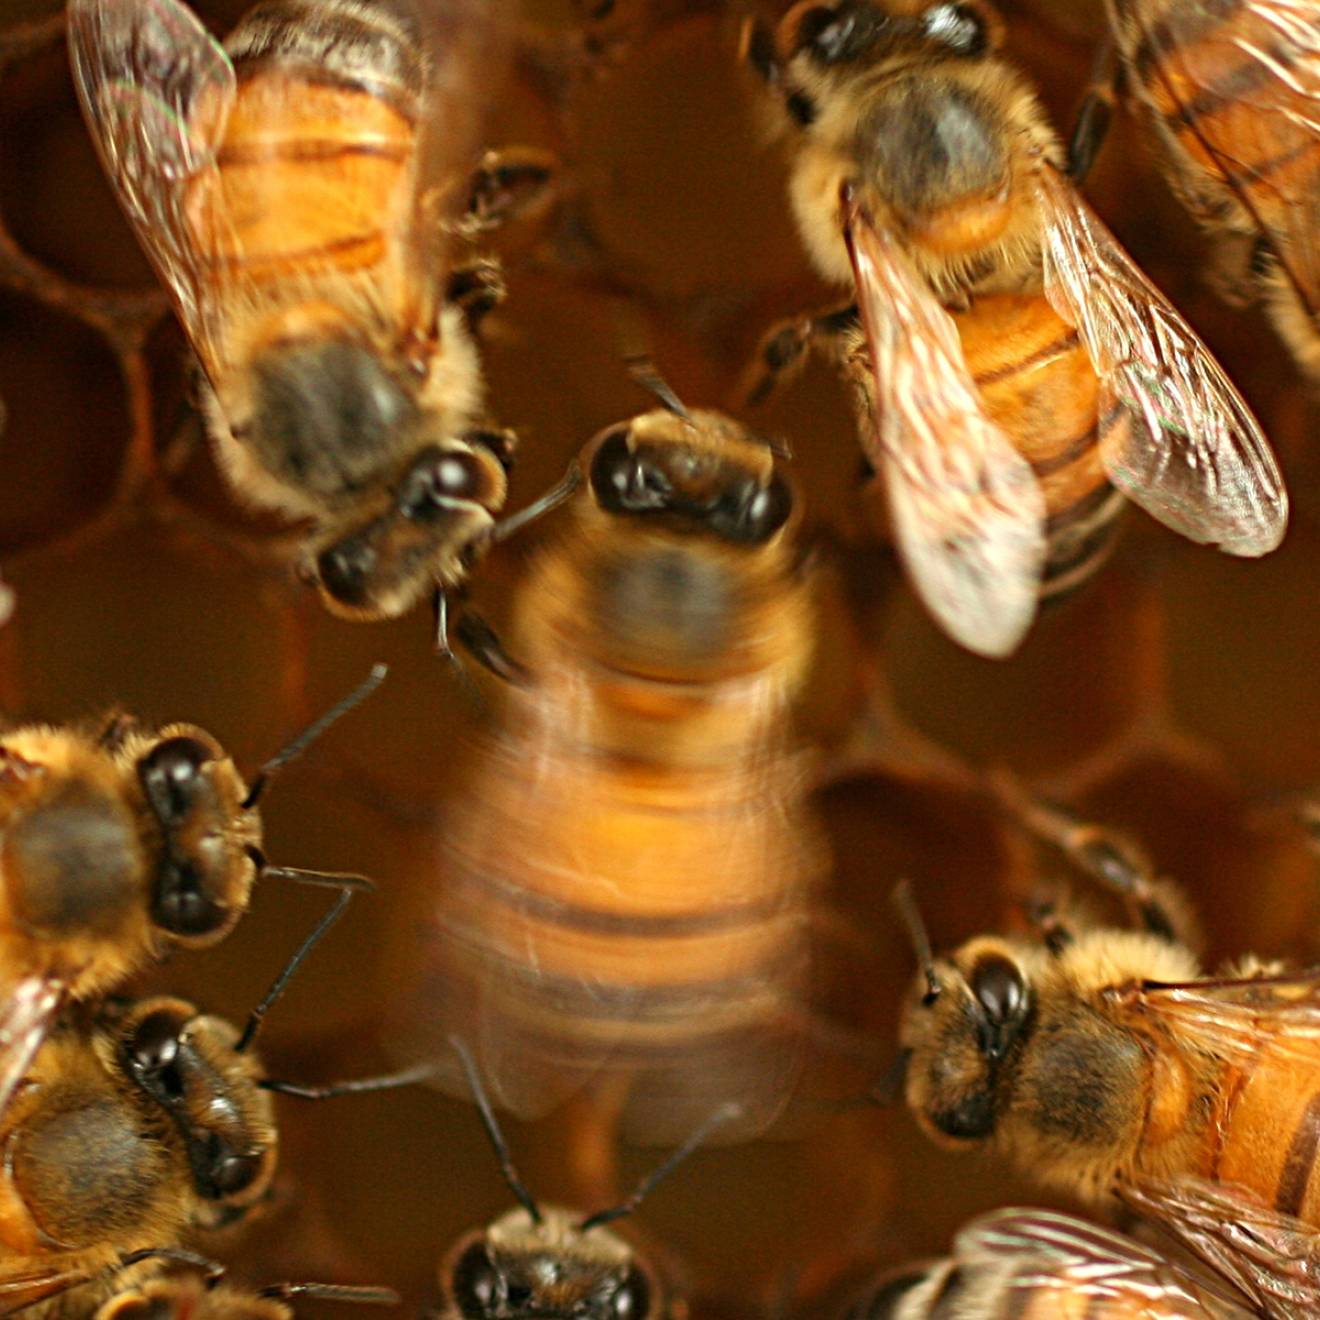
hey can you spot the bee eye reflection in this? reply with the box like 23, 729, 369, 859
452, 1242, 500, 1318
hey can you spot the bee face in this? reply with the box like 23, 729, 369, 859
115, 998, 275, 1222
441, 1209, 660, 1320
132, 727, 259, 946
900, 938, 1033, 1146
583, 411, 794, 547
310, 442, 506, 621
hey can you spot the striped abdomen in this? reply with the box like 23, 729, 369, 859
1113, 0, 1320, 284
956, 294, 1126, 599
401, 517, 824, 1141
1180, 1034, 1320, 1226
187, 0, 420, 281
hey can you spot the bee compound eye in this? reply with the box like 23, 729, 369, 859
452, 1242, 500, 1318
741, 474, 794, 542
590, 428, 672, 514
126, 1010, 183, 1087
970, 954, 1027, 1025
203, 1134, 262, 1198
397, 448, 490, 518
138, 736, 212, 823
316, 537, 378, 608
611, 1269, 652, 1320
152, 873, 229, 939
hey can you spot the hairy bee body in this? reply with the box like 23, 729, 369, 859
0, 998, 274, 1318
399, 409, 824, 1140
1107, 0, 1320, 377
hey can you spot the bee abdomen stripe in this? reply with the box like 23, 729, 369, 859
971, 328, 1081, 390
1276, 1089, 1320, 1215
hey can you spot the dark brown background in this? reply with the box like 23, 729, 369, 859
1, 0, 1319, 1312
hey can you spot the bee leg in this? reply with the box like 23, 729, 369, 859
446, 258, 506, 334
466, 147, 559, 233
990, 769, 1194, 948
462, 427, 519, 474
1067, 35, 1120, 183
96, 709, 139, 751
456, 611, 530, 687
1023, 894, 1075, 956
740, 303, 859, 407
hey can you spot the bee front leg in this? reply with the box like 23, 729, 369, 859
465, 147, 559, 234
446, 259, 506, 334
455, 611, 529, 688
740, 303, 859, 407
1067, 35, 1120, 184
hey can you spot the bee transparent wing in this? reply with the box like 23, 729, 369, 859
0, 976, 64, 1125
1109, 967, 1320, 1068
1123, 1176, 1320, 1319
396, 0, 511, 349
1037, 166, 1287, 556
66, 0, 234, 378
958, 1207, 1255, 1316
845, 206, 1047, 658
1127, 0, 1320, 314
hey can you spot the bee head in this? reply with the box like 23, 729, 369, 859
310, 441, 507, 621
897, 926, 1033, 1147
134, 727, 258, 946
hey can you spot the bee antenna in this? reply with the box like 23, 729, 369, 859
242, 663, 388, 810
578, 1102, 740, 1232
450, 1035, 543, 1224
625, 356, 693, 422
236, 873, 373, 1053
256, 1283, 401, 1307
892, 879, 940, 1005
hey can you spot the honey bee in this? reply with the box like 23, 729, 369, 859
429, 1042, 724, 1319
67, 0, 567, 626
0, 880, 398, 1317
1083, 0, 1320, 381
95, 1267, 399, 1319
0, 994, 277, 1315
394, 399, 826, 1143
0, 664, 384, 1131
745, 0, 1287, 657
846, 1208, 1254, 1318
895, 801, 1320, 1315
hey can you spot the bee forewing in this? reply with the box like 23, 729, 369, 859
1120, 0, 1320, 318
846, 209, 1047, 659
958, 1208, 1255, 1317
1036, 166, 1288, 557
66, 0, 234, 377
1123, 1176, 1320, 1319
1111, 968, 1320, 1069
0, 976, 64, 1127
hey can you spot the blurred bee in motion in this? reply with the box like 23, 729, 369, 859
847, 1207, 1253, 1318
429, 1041, 725, 1319
394, 394, 826, 1143
0, 664, 384, 1130
0, 877, 403, 1316
743, 0, 1287, 657
1078, 0, 1320, 381
68, 0, 569, 629
95, 1264, 398, 1319
894, 790, 1320, 1317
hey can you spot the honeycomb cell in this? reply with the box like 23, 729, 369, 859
0, 290, 127, 550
